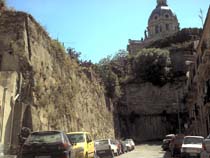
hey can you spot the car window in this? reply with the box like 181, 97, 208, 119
67, 134, 85, 143
183, 137, 203, 144
26, 132, 62, 143
166, 136, 174, 139
96, 140, 108, 145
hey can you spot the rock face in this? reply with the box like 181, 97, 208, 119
0, 11, 114, 150
117, 82, 184, 142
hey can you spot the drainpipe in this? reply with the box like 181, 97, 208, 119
9, 94, 19, 153
177, 91, 181, 134
0, 87, 7, 142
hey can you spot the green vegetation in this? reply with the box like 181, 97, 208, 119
131, 48, 172, 86
95, 48, 175, 97
94, 55, 121, 99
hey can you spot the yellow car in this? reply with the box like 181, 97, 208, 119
66, 132, 95, 158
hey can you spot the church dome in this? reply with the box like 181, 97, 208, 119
146, 0, 179, 40
148, 5, 177, 24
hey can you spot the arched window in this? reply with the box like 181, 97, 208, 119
154, 15, 158, 20
166, 24, 169, 31
155, 25, 159, 34
165, 14, 169, 18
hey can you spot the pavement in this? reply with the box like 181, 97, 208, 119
116, 142, 171, 158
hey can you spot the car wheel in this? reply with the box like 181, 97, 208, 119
171, 150, 174, 157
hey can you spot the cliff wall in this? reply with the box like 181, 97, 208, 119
0, 11, 114, 149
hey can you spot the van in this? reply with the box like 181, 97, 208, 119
66, 132, 94, 158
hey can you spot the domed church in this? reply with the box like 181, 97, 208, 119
127, 0, 180, 54
147, 0, 179, 40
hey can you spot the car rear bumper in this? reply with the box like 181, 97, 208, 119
21, 151, 70, 158
181, 152, 200, 158
96, 149, 113, 158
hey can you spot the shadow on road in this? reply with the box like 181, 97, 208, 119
137, 141, 162, 146
163, 151, 171, 158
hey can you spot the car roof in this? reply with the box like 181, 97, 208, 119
184, 136, 204, 139
66, 132, 90, 134
166, 134, 175, 137
31, 130, 63, 135
95, 139, 110, 141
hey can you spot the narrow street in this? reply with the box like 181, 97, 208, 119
116, 142, 171, 158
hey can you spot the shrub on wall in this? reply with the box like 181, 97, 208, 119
131, 48, 172, 86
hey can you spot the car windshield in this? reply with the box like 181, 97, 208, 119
183, 137, 203, 144
26, 132, 62, 143
67, 134, 85, 143
95, 140, 108, 145
166, 136, 173, 139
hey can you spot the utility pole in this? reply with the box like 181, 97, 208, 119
177, 91, 181, 134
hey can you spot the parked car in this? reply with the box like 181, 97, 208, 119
123, 140, 132, 151
115, 140, 123, 155
170, 134, 184, 157
119, 140, 128, 153
125, 139, 135, 150
94, 139, 114, 158
201, 134, 210, 158
21, 130, 72, 158
162, 134, 175, 151
66, 132, 95, 158
95, 139, 118, 156
181, 136, 204, 158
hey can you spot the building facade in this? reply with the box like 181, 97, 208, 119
184, 7, 210, 136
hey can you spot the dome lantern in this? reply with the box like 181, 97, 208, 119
157, 0, 167, 6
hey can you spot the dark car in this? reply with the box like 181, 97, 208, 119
170, 134, 185, 157
162, 134, 175, 151
21, 130, 72, 158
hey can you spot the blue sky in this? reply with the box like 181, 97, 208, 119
7, 0, 210, 63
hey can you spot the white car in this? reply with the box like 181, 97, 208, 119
125, 139, 135, 150
123, 140, 132, 151
181, 136, 204, 158
95, 139, 118, 156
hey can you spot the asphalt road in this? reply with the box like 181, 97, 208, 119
116, 142, 171, 158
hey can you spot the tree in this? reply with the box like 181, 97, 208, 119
132, 48, 171, 86
67, 47, 81, 62
95, 55, 122, 99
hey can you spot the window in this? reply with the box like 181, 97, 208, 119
0, 55, 2, 70
155, 25, 159, 34
165, 14, 169, 18
166, 24, 169, 31
154, 15, 158, 20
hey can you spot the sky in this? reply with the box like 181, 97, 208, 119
7, 0, 210, 63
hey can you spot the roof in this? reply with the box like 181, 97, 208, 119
184, 136, 204, 139
66, 132, 90, 134
148, 6, 176, 23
